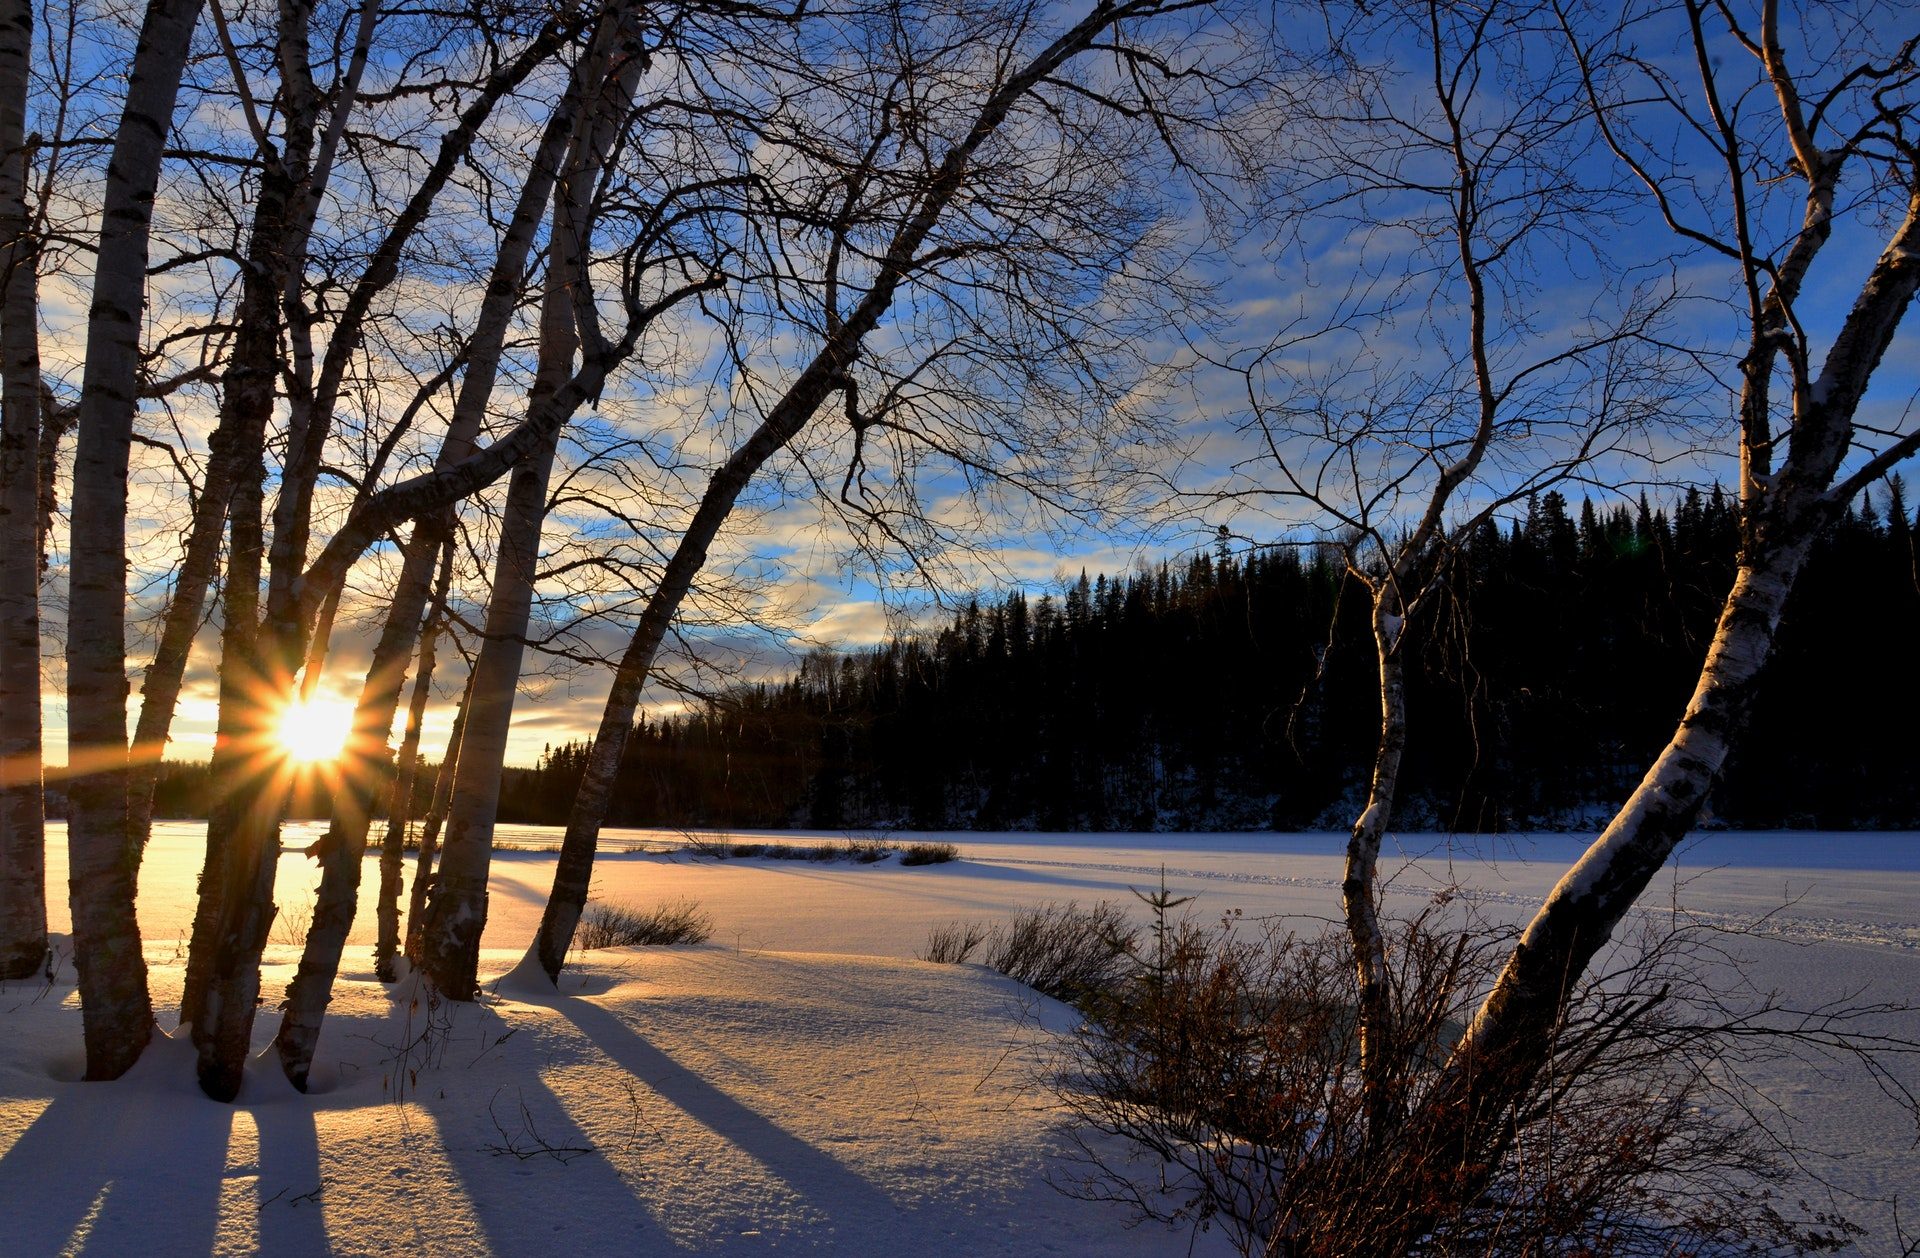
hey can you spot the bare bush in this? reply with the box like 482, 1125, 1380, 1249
1055, 893, 1902, 1257
900, 843, 960, 866
922, 902, 1139, 1006
271, 902, 314, 948
692, 837, 958, 864
574, 899, 714, 950
920, 921, 991, 965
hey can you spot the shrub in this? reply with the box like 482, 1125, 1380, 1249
921, 901, 1137, 1008
685, 834, 735, 860
574, 897, 714, 949
1054, 897, 1876, 1257
900, 841, 959, 866
986, 902, 1137, 1007
920, 920, 990, 964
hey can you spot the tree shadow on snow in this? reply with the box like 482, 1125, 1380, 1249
435, 1060, 672, 1252
252, 1089, 329, 1255
551, 993, 908, 1237
0, 1050, 230, 1255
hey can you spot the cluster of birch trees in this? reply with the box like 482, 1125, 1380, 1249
0, 0, 1916, 1240
0, 0, 1264, 1098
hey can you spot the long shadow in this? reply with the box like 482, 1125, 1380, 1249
435, 1065, 673, 1253
253, 1089, 329, 1255
552, 994, 906, 1234
0, 1072, 230, 1255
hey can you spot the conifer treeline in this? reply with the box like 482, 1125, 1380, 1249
493, 484, 1920, 831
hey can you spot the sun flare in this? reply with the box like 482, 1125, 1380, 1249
278, 699, 356, 764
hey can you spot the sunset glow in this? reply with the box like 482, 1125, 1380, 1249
277, 699, 356, 764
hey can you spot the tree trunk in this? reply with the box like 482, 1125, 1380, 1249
0, 0, 45, 981
405, 673, 471, 962
1342, 590, 1405, 1135
374, 541, 451, 981
184, 336, 285, 1101
175, 142, 298, 1040
127, 419, 240, 856
65, 0, 206, 1079
415, 424, 560, 998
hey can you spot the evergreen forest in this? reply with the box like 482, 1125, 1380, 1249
475, 485, 1920, 833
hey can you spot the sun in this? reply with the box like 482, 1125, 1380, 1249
278, 698, 356, 764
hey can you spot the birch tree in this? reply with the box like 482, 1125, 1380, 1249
273, 0, 656, 1089
0, 0, 43, 981
177, 0, 605, 1100
1369, 1, 1920, 1244
64, 0, 208, 1080
514, 0, 1266, 990
1221, 0, 1678, 1138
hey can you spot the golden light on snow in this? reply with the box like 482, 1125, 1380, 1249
277, 698, 356, 764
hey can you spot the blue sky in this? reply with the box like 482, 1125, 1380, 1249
26, 0, 1920, 768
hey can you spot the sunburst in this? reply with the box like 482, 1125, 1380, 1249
277, 698, 356, 764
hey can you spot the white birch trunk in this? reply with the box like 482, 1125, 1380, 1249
65, 0, 205, 1079
0, 0, 45, 980
414, 4, 648, 998
1342, 589, 1405, 1129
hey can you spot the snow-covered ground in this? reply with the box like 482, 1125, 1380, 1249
4, 825, 1918, 1255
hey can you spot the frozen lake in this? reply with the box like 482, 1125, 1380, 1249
48, 821, 1920, 955
10, 823, 1920, 1254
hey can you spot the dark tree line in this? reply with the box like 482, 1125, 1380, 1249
132, 482, 1916, 833
479, 482, 1919, 832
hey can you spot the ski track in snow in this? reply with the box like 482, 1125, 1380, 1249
979, 855, 1920, 951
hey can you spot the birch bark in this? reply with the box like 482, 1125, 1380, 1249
0, 0, 44, 981
65, 0, 206, 1078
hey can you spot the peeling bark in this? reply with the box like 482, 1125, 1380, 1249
66, 0, 206, 1079
0, 0, 45, 981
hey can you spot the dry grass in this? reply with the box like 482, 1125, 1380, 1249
920, 901, 1137, 1007
574, 897, 714, 949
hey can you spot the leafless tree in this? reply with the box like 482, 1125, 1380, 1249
518, 0, 1275, 989
273, 0, 660, 1090
65, 0, 207, 1081
1385, 4, 1920, 1244
1213, 0, 1685, 1140
1083, 0, 1920, 1250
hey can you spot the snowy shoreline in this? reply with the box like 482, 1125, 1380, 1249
7, 825, 1918, 1255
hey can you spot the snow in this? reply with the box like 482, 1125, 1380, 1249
5, 824, 1920, 1255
